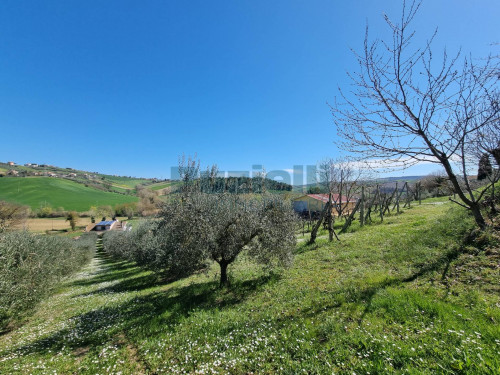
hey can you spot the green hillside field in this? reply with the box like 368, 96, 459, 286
102, 175, 151, 189
0, 177, 138, 211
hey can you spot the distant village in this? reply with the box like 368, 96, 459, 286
1, 161, 101, 179
0, 161, 160, 183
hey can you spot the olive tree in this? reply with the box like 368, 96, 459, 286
151, 193, 297, 286
331, 0, 499, 229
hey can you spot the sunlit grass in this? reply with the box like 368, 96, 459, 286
0, 199, 498, 374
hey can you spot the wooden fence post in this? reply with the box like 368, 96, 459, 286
360, 186, 365, 227
395, 182, 400, 214
418, 182, 422, 205
340, 199, 361, 234
406, 182, 411, 208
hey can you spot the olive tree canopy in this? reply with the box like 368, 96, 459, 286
151, 193, 297, 286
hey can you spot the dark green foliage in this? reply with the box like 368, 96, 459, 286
0, 231, 97, 329
478, 153, 493, 180
307, 185, 323, 194
199, 176, 292, 193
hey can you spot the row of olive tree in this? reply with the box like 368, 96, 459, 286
0, 231, 97, 329
104, 192, 297, 287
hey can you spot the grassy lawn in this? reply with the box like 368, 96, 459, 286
0, 177, 138, 212
0, 201, 498, 374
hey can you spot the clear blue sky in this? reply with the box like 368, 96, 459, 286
0, 0, 498, 180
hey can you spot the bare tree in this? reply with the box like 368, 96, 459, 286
316, 158, 337, 242
178, 153, 200, 196
137, 187, 161, 216
200, 164, 220, 193
331, 0, 499, 229
312, 158, 362, 242
318, 158, 362, 218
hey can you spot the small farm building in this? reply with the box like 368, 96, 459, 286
95, 220, 118, 231
293, 194, 357, 216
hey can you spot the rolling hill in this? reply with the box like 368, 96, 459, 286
0, 177, 138, 211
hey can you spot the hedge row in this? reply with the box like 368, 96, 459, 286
0, 231, 98, 329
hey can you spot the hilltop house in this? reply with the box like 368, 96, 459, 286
7, 161, 15, 166
293, 194, 357, 217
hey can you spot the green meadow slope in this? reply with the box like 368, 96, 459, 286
0, 200, 498, 374
0, 177, 137, 211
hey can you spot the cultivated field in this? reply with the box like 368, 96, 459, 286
101, 175, 151, 189
0, 177, 138, 211
15, 217, 129, 232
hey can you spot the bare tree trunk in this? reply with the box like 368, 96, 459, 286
327, 193, 333, 242
309, 202, 329, 245
491, 181, 497, 215
396, 182, 400, 214
440, 156, 486, 229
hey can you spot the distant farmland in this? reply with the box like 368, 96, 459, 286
149, 181, 180, 191
0, 177, 137, 211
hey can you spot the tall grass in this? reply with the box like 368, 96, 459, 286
0, 231, 97, 329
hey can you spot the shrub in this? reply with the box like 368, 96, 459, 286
66, 211, 78, 231
114, 202, 138, 219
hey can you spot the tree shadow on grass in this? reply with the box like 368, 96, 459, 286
2, 267, 280, 358
294, 240, 326, 255
68, 252, 144, 288
355, 247, 462, 323
289, 247, 463, 325
73, 272, 162, 297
